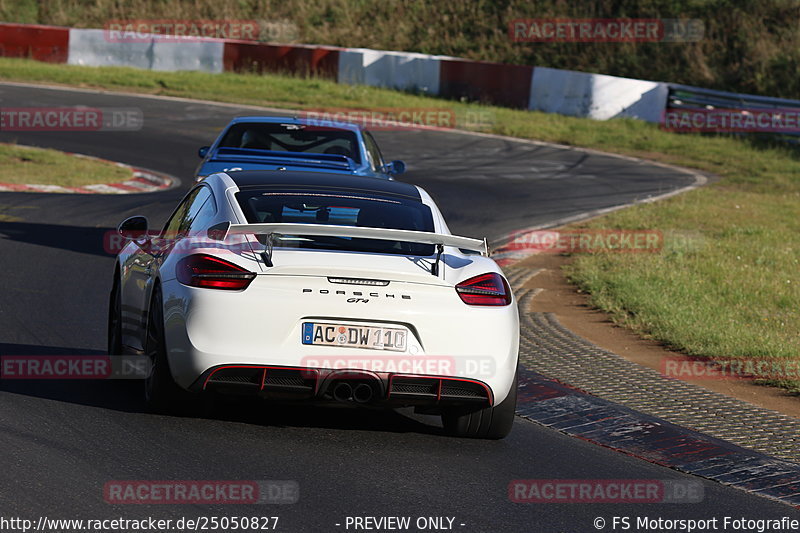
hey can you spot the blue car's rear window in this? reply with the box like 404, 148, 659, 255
219, 123, 361, 164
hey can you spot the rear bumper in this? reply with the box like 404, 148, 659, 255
192, 364, 493, 410
161, 274, 519, 405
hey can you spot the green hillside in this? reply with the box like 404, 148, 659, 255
3, 0, 799, 98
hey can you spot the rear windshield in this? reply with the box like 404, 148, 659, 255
235, 190, 435, 256
219, 123, 361, 164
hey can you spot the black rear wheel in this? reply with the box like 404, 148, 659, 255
144, 286, 194, 414
441, 370, 517, 439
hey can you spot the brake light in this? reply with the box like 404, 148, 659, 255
176, 254, 256, 290
455, 273, 511, 306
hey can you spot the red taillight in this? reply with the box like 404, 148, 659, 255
455, 273, 511, 306
176, 254, 256, 290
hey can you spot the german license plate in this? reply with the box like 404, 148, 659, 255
302, 323, 407, 352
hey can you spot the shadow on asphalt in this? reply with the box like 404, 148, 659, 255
0, 343, 444, 437
0, 221, 115, 257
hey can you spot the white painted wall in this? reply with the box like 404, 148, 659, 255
338, 48, 442, 94
529, 67, 668, 123
68, 29, 224, 73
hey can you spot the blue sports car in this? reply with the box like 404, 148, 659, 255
195, 116, 406, 182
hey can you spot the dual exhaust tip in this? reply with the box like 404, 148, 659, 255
332, 381, 375, 404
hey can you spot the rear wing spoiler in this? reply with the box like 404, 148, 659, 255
208, 222, 488, 256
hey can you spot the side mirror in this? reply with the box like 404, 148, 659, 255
198, 146, 210, 158
385, 160, 406, 175
118, 216, 149, 241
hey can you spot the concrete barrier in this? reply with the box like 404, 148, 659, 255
439, 59, 533, 109
68, 29, 224, 73
529, 67, 668, 123
338, 48, 442, 94
0, 22, 679, 125
0, 23, 69, 63
223, 41, 339, 79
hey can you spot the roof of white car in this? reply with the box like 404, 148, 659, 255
225, 170, 422, 201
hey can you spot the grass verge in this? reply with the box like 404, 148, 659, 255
563, 187, 800, 393
0, 58, 797, 391
0, 142, 131, 187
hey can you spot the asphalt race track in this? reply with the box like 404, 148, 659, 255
0, 83, 797, 531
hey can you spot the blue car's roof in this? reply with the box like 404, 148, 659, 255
226, 116, 365, 133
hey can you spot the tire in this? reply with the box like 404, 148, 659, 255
441, 371, 517, 439
144, 285, 194, 414
107, 275, 122, 356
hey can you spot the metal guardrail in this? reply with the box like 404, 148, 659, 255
666, 83, 800, 142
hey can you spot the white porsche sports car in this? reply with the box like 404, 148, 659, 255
109, 170, 519, 438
